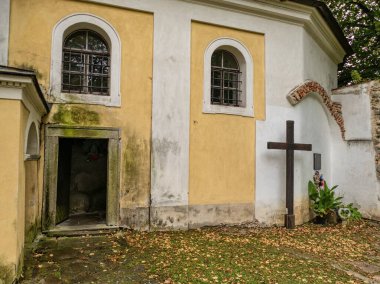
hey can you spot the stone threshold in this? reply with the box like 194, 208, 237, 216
44, 224, 119, 237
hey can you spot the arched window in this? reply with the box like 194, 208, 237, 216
211, 50, 241, 107
204, 38, 254, 117
62, 30, 110, 95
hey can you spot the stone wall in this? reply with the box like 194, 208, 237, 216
331, 80, 380, 220
370, 81, 380, 179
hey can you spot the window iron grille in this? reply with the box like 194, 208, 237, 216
62, 30, 110, 96
211, 50, 242, 107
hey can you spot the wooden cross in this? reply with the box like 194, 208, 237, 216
267, 120, 312, 229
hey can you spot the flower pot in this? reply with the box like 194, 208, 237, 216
314, 216, 327, 225
326, 211, 338, 225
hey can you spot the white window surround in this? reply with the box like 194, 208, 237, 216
50, 13, 121, 107
204, 38, 254, 117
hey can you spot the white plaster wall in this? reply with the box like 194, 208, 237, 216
331, 139, 380, 220
255, 29, 340, 225
85, 0, 347, 225
0, 0, 10, 65
256, 106, 295, 224
102, 0, 310, 208
256, 95, 332, 225
303, 31, 338, 91
331, 82, 380, 220
333, 83, 372, 140
150, 4, 191, 207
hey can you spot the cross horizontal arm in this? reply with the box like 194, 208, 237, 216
267, 142, 312, 151
293, 144, 312, 151
267, 142, 287, 150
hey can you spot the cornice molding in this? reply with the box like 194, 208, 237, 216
80, 0, 346, 64
0, 74, 48, 116
184, 0, 346, 63
0, 80, 27, 88
83, 0, 348, 63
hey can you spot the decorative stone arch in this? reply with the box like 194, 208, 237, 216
287, 80, 345, 139
50, 13, 121, 106
203, 37, 254, 117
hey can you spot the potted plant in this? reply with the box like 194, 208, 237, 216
308, 181, 343, 225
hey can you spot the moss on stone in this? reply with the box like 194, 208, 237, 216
55, 205, 68, 225
0, 258, 14, 284
15, 63, 43, 80
52, 105, 100, 126
25, 221, 39, 245
123, 136, 145, 201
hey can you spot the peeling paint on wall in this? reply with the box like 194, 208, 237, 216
123, 136, 144, 202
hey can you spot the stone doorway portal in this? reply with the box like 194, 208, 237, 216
43, 126, 120, 231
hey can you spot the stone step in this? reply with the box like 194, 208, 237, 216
44, 225, 119, 237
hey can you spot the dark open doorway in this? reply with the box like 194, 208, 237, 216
56, 138, 108, 227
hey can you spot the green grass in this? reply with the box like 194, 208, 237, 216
21, 221, 380, 284
122, 225, 371, 283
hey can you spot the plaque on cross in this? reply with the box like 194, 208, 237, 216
267, 120, 312, 229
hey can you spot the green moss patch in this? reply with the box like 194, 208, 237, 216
0, 259, 14, 284
52, 105, 100, 125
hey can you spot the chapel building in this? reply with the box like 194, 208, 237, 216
0, 0, 379, 281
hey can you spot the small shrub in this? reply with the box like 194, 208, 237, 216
308, 180, 343, 218
351, 70, 362, 84
342, 203, 362, 221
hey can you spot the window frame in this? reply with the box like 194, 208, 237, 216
204, 38, 254, 117
50, 13, 121, 107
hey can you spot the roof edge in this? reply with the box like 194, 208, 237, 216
288, 0, 353, 55
0, 65, 51, 112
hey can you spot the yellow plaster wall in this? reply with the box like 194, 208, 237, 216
9, 0, 153, 209
24, 161, 39, 236
16, 103, 29, 272
189, 22, 265, 205
0, 99, 22, 275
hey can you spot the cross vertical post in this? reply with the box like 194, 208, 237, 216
286, 121, 295, 228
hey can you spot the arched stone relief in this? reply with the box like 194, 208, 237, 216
286, 80, 345, 139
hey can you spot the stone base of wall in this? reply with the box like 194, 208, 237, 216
120, 201, 313, 230
120, 207, 150, 231
150, 205, 189, 230
144, 203, 255, 230
294, 199, 311, 225
188, 203, 255, 229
